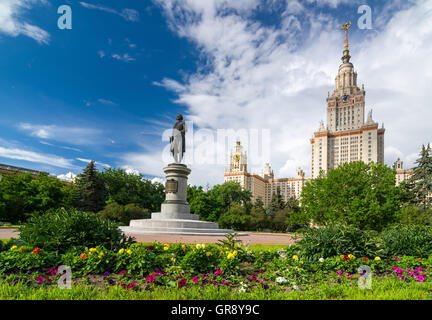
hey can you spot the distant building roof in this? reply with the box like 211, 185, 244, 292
0, 163, 47, 176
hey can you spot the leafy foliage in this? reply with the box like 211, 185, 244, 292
18, 208, 135, 254
301, 161, 402, 231
380, 224, 432, 258
0, 173, 76, 223
75, 161, 107, 213
100, 168, 164, 212
297, 223, 379, 260
404, 144, 432, 211
99, 202, 150, 225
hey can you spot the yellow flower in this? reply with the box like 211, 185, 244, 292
348, 254, 355, 260
181, 245, 186, 251
171, 257, 176, 262
299, 261, 304, 264
206, 251, 212, 257
292, 255, 299, 261
10, 245, 18, 251
233, 250, 238, 256
126, 249, 132, 255
163, 246, 169, 251
118, 248, 125, 254
227, 253, 234, 259
196, 244, 201, 249
89, 248, 97, 253
374, 257, 381, 261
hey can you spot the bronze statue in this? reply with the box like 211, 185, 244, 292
170, 114, 187, 163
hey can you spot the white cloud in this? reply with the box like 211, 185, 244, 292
151, 177, 164, 184
76, 158, 111, 168
79, 2, 140, 22
112, 53, 135, 62
142, 0, 432, 186
57, 172, 77, 182
0, 0, 50, 44
98, 98, 118, 106
0, 146, 76, 169
18, 123, 104, 146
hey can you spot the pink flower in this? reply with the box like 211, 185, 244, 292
119, 270, 127, 275
191, 276, 199, 283
214, 270, 223, 276
394, 257, 399, 261
128, 283, 136, 289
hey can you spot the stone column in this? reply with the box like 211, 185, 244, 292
151, 163, 199, 220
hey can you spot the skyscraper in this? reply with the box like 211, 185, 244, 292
310, 21, 385, 178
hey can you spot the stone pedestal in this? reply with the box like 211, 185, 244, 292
120, 163, 235, 235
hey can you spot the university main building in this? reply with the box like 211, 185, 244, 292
224, 23, 411, 206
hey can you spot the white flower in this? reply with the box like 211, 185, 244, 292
276, 277, 288, 284
293, 285, 299, 290
319, 257, 325, 263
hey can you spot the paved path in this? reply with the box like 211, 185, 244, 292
0, 228, 299, 245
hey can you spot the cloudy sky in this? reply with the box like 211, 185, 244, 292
0, 0, 431, 186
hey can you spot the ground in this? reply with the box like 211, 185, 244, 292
0, 228, 298, 245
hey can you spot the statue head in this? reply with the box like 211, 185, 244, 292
176, 114, 183, 121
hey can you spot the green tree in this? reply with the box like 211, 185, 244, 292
207, 182, 252, 222
0, 173, 77, 223
187, 185, 213, 221
249, 206, 269, 231
75, 161, 107, 212
301, 161, 402, 231
266, 186, 285, 216
405, 144, 432, 210
218, 203, 253, 231
100, 168, 164, 212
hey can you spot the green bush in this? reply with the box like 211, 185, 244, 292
380, 224, 432, 258
99, 202, 150, 225
297, 223, 378, 260
180, 245, 219, 274
397, 206, 432, 226
18, 208, 135, 254
0, 247, 61, 273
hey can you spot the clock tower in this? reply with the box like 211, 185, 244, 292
229, 140, 247, 173
310, 21, 385, 178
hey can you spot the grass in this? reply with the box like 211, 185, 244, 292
0, 277, 431, 300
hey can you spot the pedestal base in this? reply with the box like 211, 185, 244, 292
120, 218, 235, 235
120, 163, 239, 236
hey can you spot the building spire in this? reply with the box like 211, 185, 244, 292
341, 21, 352, 63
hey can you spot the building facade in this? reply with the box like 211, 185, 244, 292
310, 23, 385, 178
224, 141, 308, 206
223, 23, 417, 204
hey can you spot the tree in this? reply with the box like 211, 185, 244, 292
187, 185, 213, 221
266, 186, 285, 216
405, 144, 432, 211
218, 203, 253, 231
100, 168, 164, 212
300, 161, 402, 231
0, 173, 77, 223
75, 161, 106, 212
206, 182, 252, 222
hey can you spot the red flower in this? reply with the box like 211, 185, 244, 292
343, 255, 349, 261
361, 257, 368, 261
178, 278, 187, 288
32, 248, 40, 254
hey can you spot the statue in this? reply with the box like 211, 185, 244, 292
170, 114, 187, 163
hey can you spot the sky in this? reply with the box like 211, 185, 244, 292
0, 0, 431, 186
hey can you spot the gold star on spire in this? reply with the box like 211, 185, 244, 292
341, 21, 352, 63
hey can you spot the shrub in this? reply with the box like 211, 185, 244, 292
380, 224, 432, 258
18, 208, 135, 254
397, 206, 432, 226
297, 223, 378, 260
180, 244, 219, 274
0, 246, 61, 273
99, 202, 150, 225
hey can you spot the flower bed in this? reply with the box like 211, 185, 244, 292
1, 239, 432, 300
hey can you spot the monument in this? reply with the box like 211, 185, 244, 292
120, 114, 235, 235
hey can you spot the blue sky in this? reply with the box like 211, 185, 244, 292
0, 0, 431, 186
